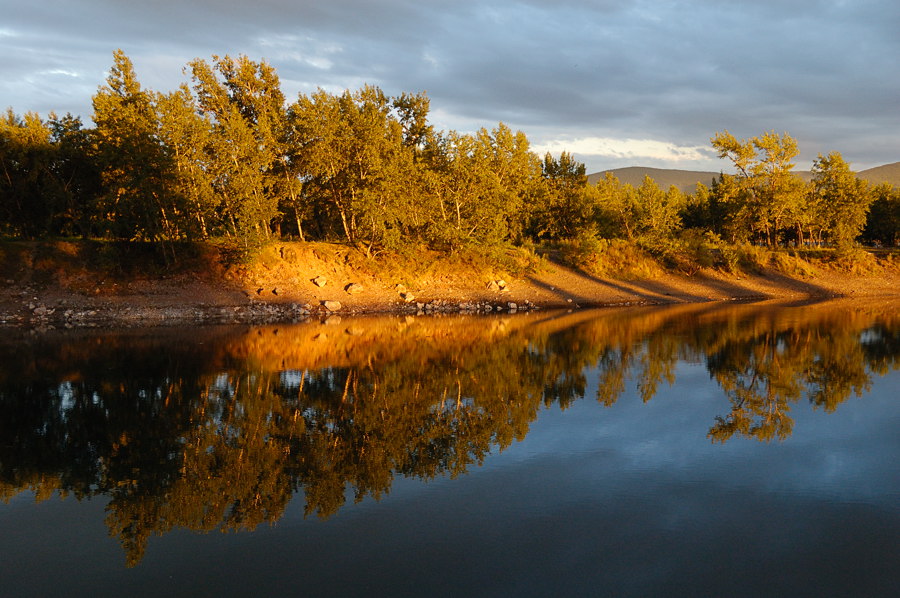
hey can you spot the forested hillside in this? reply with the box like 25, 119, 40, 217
2, 50, 898, 267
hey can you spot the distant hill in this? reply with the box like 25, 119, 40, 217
859, 162, 900, 187
586, 167, 721, 193
587, 163, 900, 192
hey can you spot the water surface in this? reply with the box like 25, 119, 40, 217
1, 301, 898, 596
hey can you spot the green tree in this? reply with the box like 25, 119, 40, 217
392, 91, 433, 152
91, 50, 179, 244
634, 176, 684, 241
189, 55, 287, 244
809, 151, 871, 250
863, 183, 900, 247
290, 85, 418, 248
593, 172, 639, 239
528, 151, 592, 240
422, 123, 540, 248
711, 130, 806, 246
47, 113, 100, 237
0, 110, 57, 236
155, 86, 217, 239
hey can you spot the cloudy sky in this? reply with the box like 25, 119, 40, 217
2, 0, 898, 173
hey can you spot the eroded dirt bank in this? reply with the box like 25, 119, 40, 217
2, 240, 899, 328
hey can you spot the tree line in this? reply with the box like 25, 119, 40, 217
1, 50, 898, 256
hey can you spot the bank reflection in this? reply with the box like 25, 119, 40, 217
0, 301, 897, 565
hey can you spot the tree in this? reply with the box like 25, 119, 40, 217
634, 176, 684, 241
155, 86, 217, 239
710, 130, 806, 246
0, 110, 57, 236
863, 183, 900, 247
528, 151, 592, 240
594, 172, 639, 239
189, 55, 287, 244
47, 113, 100, 237
475, 123, 542, 244
809, 152, 871, 250
422, 123, 541, 248
290, 85, 418, 248
392, 91, 433, 152
92, 50, 179, 243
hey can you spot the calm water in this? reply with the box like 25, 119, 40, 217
1, 302, 898, 597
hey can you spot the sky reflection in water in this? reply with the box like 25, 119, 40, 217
0, 301, 898, 596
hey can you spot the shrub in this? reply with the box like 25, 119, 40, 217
558, 235, 663, 279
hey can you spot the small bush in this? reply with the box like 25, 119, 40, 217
638, 229, 718, 275
826, 247, 882, 275
720, 243, 769, 275
557, 235, 663, 279
771, 251, 817, 277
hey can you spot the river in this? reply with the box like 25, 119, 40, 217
1, 301, 898, 596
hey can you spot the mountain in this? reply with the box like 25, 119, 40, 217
588, 162, 900, 192
858, 162, 900, 186
586, 167, 720, 193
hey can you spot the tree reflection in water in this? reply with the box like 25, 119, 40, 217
0, 301, 897, 565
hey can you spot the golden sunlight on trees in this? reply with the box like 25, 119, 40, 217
1, 51, 895, 257
188, 55, 286, 244
809, 151, 872, 250
710, 130, 806, 246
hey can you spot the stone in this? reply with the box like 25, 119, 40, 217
345, 283, 364, 295
312, 276, 328, 287
507, 302, 518, 310
322, 300, 342, 311
401, 292, 416, 303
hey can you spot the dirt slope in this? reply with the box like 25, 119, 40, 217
1, 240, 899, 327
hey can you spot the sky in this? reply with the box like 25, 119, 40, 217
2, 0, 898, 173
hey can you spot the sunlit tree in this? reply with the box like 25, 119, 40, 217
711, 130, 806, 246
92, 50, 181, 243
809, 151, 871, 250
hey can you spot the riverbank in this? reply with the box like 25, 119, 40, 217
2, 240, 899, 327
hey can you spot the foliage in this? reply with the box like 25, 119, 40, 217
557, 235, 663, 279
0, 110, 98, 238
91, 50, 179, 243
0, 51, 892, 274
710, 130, 807, 246
809, 152, 872, 249
862, 183, 900, 247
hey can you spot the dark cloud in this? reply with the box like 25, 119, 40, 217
2, 0, 897, 171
